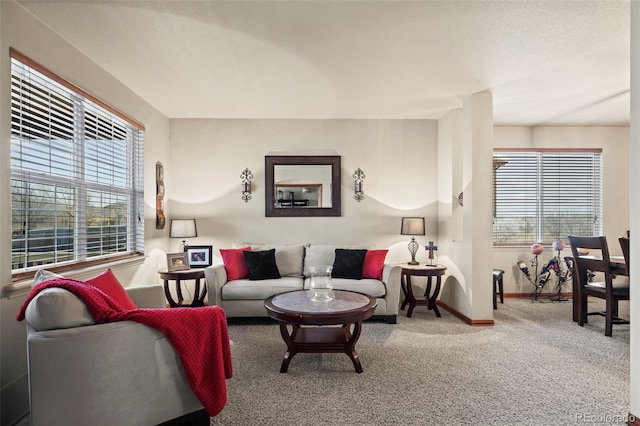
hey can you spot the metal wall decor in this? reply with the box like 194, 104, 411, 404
155, 161, 165, 229
353, 168, 365, 202
241, 168, 253, 202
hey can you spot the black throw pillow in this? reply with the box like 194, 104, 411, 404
243, 249, 281, 280
332, 249, 367, 280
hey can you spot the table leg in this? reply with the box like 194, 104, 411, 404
425, 276, 433, 310
400, 274, 409, 310
163, 279, 178, 308
192, 278, 207, 307
344, 322, 364, 373
405, 275, 417, 317
279, 324, 299, 373
176, 278, 184, 305
429, 276, 442, 317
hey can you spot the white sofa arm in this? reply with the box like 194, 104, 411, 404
126, 284, 165, 308
382, 264, 402, 315
204, 264, 228, 306
27, 321, 203, 426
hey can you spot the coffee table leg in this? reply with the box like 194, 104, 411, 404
279, 324, 299, 373
344, 322, 364, 373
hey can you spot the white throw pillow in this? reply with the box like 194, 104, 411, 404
25, 288, 95, 332
33, 269, 63, 286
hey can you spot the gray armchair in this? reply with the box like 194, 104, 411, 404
23, 284, 209, 426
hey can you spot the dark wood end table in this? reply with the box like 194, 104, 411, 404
400, 263, 447, 318
264, 290, 377, 374
158, 268, 207, 307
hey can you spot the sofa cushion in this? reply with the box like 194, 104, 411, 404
221, 277, 303, 300
362, 249, 389, 280
25, 287, 95, 331
332, 249, 367, 279
303, 244, 371, 276
243, 249, 281, 280
304, 278, 387, 298
220, 247, 251, 280
86, 269, 137, 310
237, 244, 304, 277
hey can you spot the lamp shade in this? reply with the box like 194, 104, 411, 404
170, 219, 197, 238
400, 217, 425, 236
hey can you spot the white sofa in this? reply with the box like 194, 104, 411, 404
204, 244, 402, 323
23, 284, 209, 426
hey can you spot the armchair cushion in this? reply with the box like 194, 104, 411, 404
25, 288, 95, 332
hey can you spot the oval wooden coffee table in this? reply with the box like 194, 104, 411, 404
264, 290, 377, 374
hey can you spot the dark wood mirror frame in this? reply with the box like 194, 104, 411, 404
265, 155, 341, 217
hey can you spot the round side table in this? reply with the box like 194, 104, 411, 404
158, 268, 207, 307
400, 263, 447, 318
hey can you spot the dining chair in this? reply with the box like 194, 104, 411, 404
568, 235, 630, 336
619, 236, 630, 274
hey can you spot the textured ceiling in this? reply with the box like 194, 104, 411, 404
17, 0, 630, 125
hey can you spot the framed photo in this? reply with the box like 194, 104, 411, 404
186, 245, 213, 268
167, 252, 189, 272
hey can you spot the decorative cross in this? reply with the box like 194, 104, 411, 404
426, 241, 438, 265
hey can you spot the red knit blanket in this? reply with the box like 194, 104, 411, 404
17, 278, 233, 417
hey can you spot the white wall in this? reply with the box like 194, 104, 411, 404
629, 0, 639, 419
167, 119, 438, 264
492, 126, 629, 295
437, 92, 494, 322
0, 2, 172, 423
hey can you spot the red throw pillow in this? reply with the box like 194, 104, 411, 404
362, 249, 389, 280
220, 247, 251, 281
86, 268, 137, 310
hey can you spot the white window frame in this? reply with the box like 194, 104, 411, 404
10, 49, 144, 275
493, 148, 602, 246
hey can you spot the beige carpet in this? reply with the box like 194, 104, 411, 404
211, 298, 630, 426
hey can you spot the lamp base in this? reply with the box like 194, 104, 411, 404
407, 237, 419, 266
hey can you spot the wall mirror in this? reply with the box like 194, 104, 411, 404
265, 155, 341, 217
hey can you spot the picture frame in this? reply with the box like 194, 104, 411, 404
186, 245, 213, 268
167, 252, 190, 272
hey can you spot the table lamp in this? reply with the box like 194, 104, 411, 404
170, 218, 197, 252
401, 217, 425, 265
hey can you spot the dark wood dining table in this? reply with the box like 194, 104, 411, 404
572, 255, 628, 322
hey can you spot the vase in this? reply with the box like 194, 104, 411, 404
308, 265, 334, 301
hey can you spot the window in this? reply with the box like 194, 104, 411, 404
10, 50, 144, 273
493, 149, 602, 245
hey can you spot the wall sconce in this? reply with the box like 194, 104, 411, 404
353, 168, 365, 202
401, 217, 425, 265
170, 218, 197, 252
241, 168, 253, 203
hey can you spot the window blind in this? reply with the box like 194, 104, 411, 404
10, 53, 144, 272
493, 150, 602, 245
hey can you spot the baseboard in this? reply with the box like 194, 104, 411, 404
504, 292, 573, 299
436, 301, 494, 326
628, 412, 639, 425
